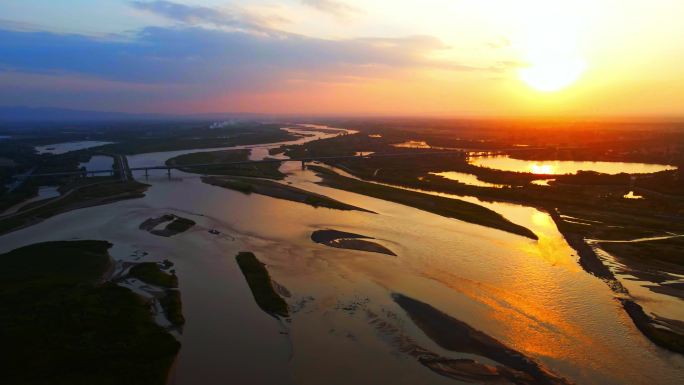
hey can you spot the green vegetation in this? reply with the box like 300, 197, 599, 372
0, 181, 148, 235
203, 175, 373, 212
309, 166, 537, 239
139, 214, 196, 237
130, 262, 178, 288
210, 178, 254, 193
166, 149, 285, 179
0, 180, 40, 213
235, 252, 289, 318
165, 217, 196, 234
0, 241, 180, 385
160, 290, 185, 327
169, 148, 250, 164
96, 123, 295, 155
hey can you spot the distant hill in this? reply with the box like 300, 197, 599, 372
0, 106, 272, 123
0, 106, 173, 122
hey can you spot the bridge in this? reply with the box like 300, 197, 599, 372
23, 151, 466, 179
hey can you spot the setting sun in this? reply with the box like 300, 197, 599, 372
513, 1, 588, 93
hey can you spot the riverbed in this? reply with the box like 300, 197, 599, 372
1, 125, 683, 385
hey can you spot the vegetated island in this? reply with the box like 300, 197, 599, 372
308, 166, 537, 240
0, 241, 180, 385
129, 261, 185, 327
393, 294, 573, 385
140, 214, 196, 237
235, 252, 289, 318
203, 175, 374, 213
166, 149, 285, 180
311, 229, 396, 256
94, 122, 297, 155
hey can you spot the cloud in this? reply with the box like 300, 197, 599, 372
0, 1, 513, 112
129, 0, 277, 33
301, 0, 362, 19
0, 26, 470, 89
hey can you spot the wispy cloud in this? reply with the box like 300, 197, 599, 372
129, 0, 277, 33
301, 0, 362, 20
0, 27, 460, 86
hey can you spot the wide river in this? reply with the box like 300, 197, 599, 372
1, 126, 683, 384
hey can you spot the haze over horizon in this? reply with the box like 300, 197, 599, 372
1, 0, 683, 117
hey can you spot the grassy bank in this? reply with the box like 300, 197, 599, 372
0, 241, 180, 385
0, 180, 149, 235
309, 166, 537, 240
203, 175, 374, 213
96, 125, 296, 155
139, 214, 196, 237
130, 262, 178, 288
235, 252, 289, 318
166, 149, 285, 179
160, 290, 185, 327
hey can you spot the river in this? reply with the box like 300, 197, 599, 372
0, 125, 682, 385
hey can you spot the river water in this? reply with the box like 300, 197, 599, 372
34, 140, 114, 154
469, 155, 676, 175
1, 126, 683, 385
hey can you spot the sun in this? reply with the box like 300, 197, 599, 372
519, 55, 586, 92
512, 0, 588, 93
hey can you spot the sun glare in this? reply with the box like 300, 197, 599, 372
514, 1, 588, 93
519, 56, 586, 92
530, 163, 555, 174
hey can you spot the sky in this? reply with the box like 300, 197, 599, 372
0, 0, 683, 117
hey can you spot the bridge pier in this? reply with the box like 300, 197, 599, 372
145, 169, 149, 178
167, 168, 171, 178
301, 160, 306, 170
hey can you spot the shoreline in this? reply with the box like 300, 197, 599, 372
548, 206, 684, 354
